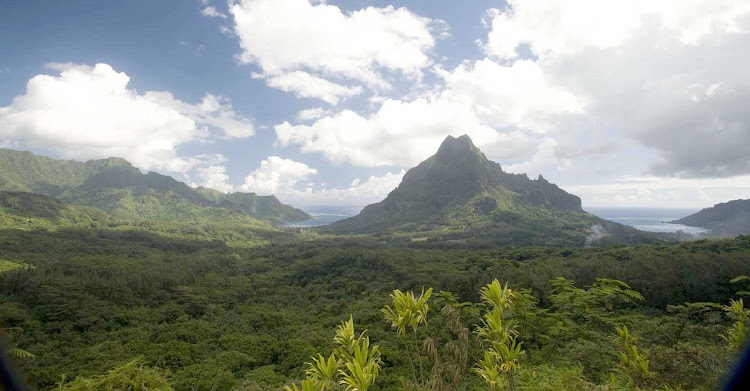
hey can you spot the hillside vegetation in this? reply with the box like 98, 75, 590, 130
672, 199, 750, 236
0, 191, 283, 246
0, 148, 310, 224
323, 135, 654, 247
1, 225, 749, 390
1, 142, 749, 391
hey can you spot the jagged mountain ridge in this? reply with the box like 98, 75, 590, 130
0, 148, 310, 224
322, 135, 651, 246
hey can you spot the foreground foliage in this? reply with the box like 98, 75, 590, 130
0, 229, 749, 390
59, 358, 172, 391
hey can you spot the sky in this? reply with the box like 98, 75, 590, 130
1, 0, 749, 210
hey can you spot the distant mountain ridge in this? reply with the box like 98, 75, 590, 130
0, 148, 310, 224
671, 199, 750, 236
322, 135, 651, 246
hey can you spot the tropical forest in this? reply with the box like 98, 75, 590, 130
1, 136, 750, 391
2, 1, 750, 390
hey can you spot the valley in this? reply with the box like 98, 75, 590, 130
0, 137, 748, 391
2, 2, 750, 390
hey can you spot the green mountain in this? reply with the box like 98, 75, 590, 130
0, 191, 109, 231
0, 148, 310, 224
0, 190, 283, 246
322, 135, 652, 246
671, 199, 750, 236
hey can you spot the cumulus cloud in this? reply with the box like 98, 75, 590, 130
438, 59, 583, 132
274, 103, 514, 167
0, 63, 253, 173
219, 25, 233, 36
480, 0, 750, 178
234, 155, 405, 206
229, 0, 440, 102
483, 0, 750, 60
566, 175, 750, 208
506, 138, 572, 178
296, 107, 332, 122
274, 56, 584, 167
261, 71, 363, 105
191, 165, 234, 193
201, 6, 227, 19
147, 91, 254, 138
241, 156, 318, 195
292, 169, 406, 206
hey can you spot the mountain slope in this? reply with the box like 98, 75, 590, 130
0, 148, 119, 196
195, 187, 311, 223
0, 191, 109, 230
0, 148, 310, 224
0, 190, 281, 246
322, 135, 652, 246
671, 199, 750, 236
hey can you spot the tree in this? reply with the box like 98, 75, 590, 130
306, 353, 339, 390
666, 302, 721, 346
59, 358, 172, 391
722, 299, 750, 351
285, 379, 324, 391
730, 275, 750, 297
424, 303, 470, 391
548, 278, 644, 324
475, 280, 524, 391
382, 287, 433, 387
286, 316, 381, 391
612, 325, 652, 388
1, 327, 35, 360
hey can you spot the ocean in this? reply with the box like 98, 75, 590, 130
286, 205, 711, 234
585, 207, 710, 234
282, 205, 362, 228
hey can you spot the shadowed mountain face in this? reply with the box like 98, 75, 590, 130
322, 135, 650, 246
380, 134, 581, 214
0, 148, 310, 224
671, 199, 750, 236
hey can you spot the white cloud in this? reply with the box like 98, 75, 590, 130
235, 155, 405, 206
506, 138, 571, 178
191, 165, 234, 193
241, 156, 317, 195
479, 0, 750, 178
483, 0, 750, 60
146, 92, 254, 138
230, 0, 440, 101
566, 175, 750, 208
219, 25, 233, 36
274, 57, 583, 167
0, 63, 253, 172
261, 71, 363, 105
438, 59, 583, 132
296, 107, 331, 122
201, 6, 228, 19
274, 100, 498, 167
291, 169, 406, 206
